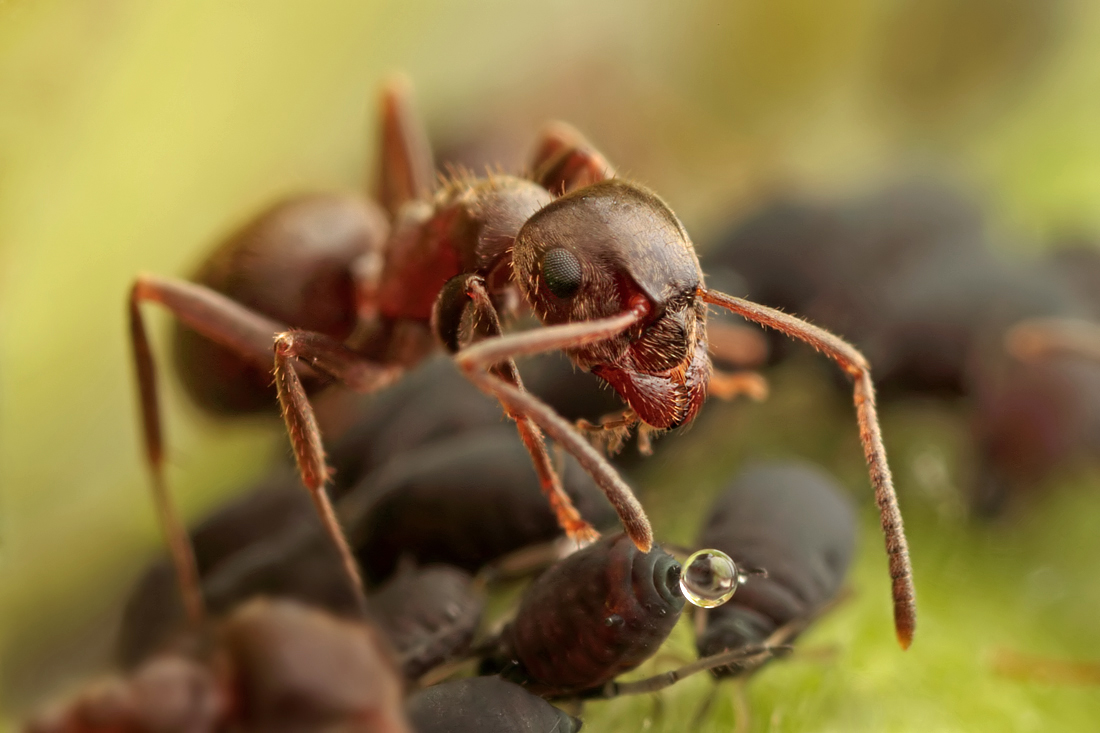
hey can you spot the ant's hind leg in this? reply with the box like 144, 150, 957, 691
529, 121, 616, 195
375, 75, 435, 218
130, 274, 399, 617
130, 274, 311, 627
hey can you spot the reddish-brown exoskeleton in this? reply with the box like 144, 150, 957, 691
128, 77, 916, 648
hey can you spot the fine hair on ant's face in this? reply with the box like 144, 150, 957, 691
127, 76, 916, 651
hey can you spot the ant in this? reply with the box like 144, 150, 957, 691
128, 76, 916, 648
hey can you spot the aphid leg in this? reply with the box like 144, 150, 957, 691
708, 369, 769, 401
731, 680, 752, 733
433, 274, 598, 543
690, 684, 720, 731
272, 330, 403, 614
707, 320, 770, 368
375, 74, 435, 218
530, 121, 616, 195
701, 288, 916, 649
591, 643, 789, 698
451, 303, 655, 551
1006, 317, 1100, 364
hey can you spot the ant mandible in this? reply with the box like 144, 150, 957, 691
128, 77, 916, 649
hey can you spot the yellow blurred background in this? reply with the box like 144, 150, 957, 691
3, 0, 1100, 729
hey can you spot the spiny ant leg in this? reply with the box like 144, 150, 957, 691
130, 273, 325, 627
707, 320, 770, 368
530, 121, 616, 196
709, 369, 768, 402
376, 75, 435, 217
130, 274, 395, 618
701, 288, 916, 649
128, 283, 204, 628
434, 274, 597, 543
273, 330, 403, 615
575, 409, 639, 457
453, 304, 653, 551
1006, 317, 1100, 364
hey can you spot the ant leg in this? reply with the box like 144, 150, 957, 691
530, 121, 616, 195
701, 288, 916, 650
130, 274, 310, 626
575, 409, 638, 456
375, 75, 435, 218
1006, 317, 1100, 363
452, 304, 654, 551
272, 330, 403, 614
130, 275, 398, 617
433, 274, 598, 543
708, 369, 768, 401
707, 320, 770, 368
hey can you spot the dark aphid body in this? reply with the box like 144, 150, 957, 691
969, 350, 1100, 515
406, 677, 581, 733
174, 194, 389, 413
370, 564, 485, 680
29, 599, 412, 733
702, 183, 1078, 396
483, 533, 685, 697
350, 427, 615, 583
696, 462, 857, 669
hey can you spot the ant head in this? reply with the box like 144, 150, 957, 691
514, 180, 709, 428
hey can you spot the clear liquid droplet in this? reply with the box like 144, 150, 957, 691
680, 549, 742, 608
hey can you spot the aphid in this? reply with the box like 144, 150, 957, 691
128, 78, 914, 647
702, 183, 1076, 396
694, 461, 858, 672
120, 486, 488, 679
406, 677, 581, 733
480, 533, 778, 699
966, 317, 1100, 514
349, 426, 614, 583
119, 424, 607, 662
26, 599, 412, 733
369, 564, 485, 681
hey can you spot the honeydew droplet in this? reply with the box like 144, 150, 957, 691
680, 549, 742, 608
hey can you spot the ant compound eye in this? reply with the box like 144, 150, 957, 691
680, 549, 748, 608
541, 248, 583, 299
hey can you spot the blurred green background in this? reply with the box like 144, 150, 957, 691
2, 0, 1100, 729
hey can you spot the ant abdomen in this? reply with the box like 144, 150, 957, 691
484, 532, 684, 697
695, 461, 857, 670
174, 193, 388, 413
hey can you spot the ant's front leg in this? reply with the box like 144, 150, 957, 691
130, 274, 399, 617
707, 320, 770, 402
1006, 317, 1100, 364
446, 298, 655, 552
701, 288, 916, 649
433, 274, 599, 544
